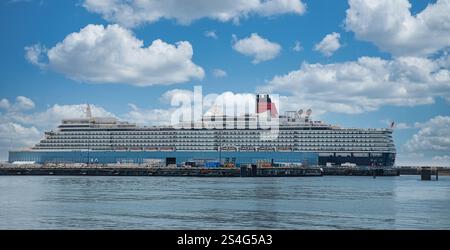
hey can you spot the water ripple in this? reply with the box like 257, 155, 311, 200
0, 175, 449, 229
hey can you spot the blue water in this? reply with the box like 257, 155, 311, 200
0, 175, 449, 229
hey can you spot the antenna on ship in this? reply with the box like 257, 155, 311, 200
86, 104, 92, 119
305, 108, 312, 123
390, 120, 395, 129
297, 109, 303, 118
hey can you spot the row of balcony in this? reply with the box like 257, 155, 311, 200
53, 129, 390, 136
33, 145, 394, 152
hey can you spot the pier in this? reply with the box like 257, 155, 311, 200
3, 164, 448, 178
239, 164, 323, 177
0, 163, 323, 177
0, 163, 410, 177
396, 166, 450, 177
321, 167, 399, 176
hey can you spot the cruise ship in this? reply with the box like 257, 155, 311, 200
8, 95, 396, 167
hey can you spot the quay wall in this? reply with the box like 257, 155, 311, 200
396, 166, 450, 176
0, 164, 323, 177
0, 163, 403, 177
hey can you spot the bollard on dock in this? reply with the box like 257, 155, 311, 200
240, 166, 247, 177
251, 164, 257, 177
421, 167, 432, 181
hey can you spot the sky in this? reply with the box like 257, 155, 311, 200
1, 0, 450, 165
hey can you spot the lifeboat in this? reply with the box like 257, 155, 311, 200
160, 147, 174, 151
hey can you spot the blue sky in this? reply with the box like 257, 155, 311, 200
1, 0, 449, 165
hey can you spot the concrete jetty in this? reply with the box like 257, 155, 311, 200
0, 163, 409, 177
0, 163, 324, 177
396, 166, 450, 176
322, 167, 399, 176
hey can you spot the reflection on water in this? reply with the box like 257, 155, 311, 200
0, 175, 449, 229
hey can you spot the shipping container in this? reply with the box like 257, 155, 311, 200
205, 161, 221, 168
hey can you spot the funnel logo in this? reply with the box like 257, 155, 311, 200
256, 94, 278, 118
170, 86, 279, 140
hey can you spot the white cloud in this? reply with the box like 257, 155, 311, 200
404, 116, 450, 152
204, 92, 257, 117
15, 96, 35, 110
212, 68, 227, 78
314, 32, 341, 57
124, 104, 173, 126
380, 119, 412, 129
0, 96, 35, 112
204, 30, 218, 39
232, 33, 281, 64
25, 24, 204, 86
129, 91, 191, 125
396, 152, 450, 166
0, 123, 40, 147
259, 55, 450, 114
0, 99, 11, 110
344, 0, 450, 57
432, 155, 450, 162
0, 113, 41, 160
395, 122, 412, 129
159, 89, 257, 116
24, 44, 47, 68
82, 0, 306, 28
0, 122, 41, 160
397, 116, 450, 166
293, 41, 303, 52
160, 89, 195, 104
429, 155, 450, 166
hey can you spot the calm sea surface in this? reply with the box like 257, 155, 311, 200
0, 175, 449, 229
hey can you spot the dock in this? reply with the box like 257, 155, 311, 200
395, 166, 450, 176
2, 163, 442, 177
322, 167, 400, 176
0, 163, 323, 177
